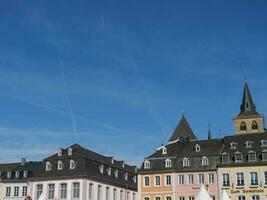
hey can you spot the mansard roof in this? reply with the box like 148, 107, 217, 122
31, 144, 137, 190
168, 115, 196, 142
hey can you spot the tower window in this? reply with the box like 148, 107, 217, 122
252, 121, 258, 130
240, 122, 247, 131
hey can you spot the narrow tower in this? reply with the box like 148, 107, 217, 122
233, 82, 265, 134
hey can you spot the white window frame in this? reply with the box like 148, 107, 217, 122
165, 175, 172, 186
154, 175, 161, 186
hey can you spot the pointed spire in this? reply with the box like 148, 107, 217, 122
168, 115, 196, 142
208, 121, 211, 140
239, 82, 258, 116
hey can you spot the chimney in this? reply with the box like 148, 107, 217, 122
21, 158, 26, 166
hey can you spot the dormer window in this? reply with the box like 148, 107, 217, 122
201, 156, 209, 166
99, 164, 104, 174
240, 122, 247, 131
70, 160, 76, 169
124, 172, 128, 180
15, 171, 20, 179
182, 158, 190, 167
23, 170, 28, 178
46, 161, 51, 171
162, 146, 167, 155
248, 151, 257, 162
165, 159, 172, 168
133, 176, 137, 183
252, 121, 258, 130
68, 148, 73, 156
262, 150, 267, 161
195, 144, 200, 152
235, 152, 243, 163
260, 140, 267, 147
122, 162, 125, 168
107, 167, 111, 176
114, 169, 118, 178
245, 141, 253, 148
221, 153, 230, 164
111, 158, 114, 164
230, 142, 238, 149
7, 171, 12, 179
144, 160, 151, 169
57, 160, 63, 170
58, 149, 63, 157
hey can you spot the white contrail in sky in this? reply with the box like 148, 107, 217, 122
57, 49, 78, 143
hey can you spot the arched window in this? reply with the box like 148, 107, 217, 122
182, 158, 190, 167
240, 122, 247, 131
195, 144, 201, 152
57, 160, 63, 170
201, 156, 209, 166
252, 121, 258, 130
46, 161, 51, 171
162, 146, 167, 155
70, 160, 76, 169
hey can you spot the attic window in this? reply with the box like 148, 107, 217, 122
195, 144, 200, 152
111, 158, 114, 164
201, 156, 209, 166
68, 148, 73, 156
124, 172, 128, 180
245, 141, 253, 148
262, 150, 267, 161
165, 159, 172, 168
248, 151, 257, 162
235, 152, 243, 163
99, 164, 104, 174
230, 142, 238, 149
114, 169, 118, 178
122, 162, 125, 168
46, 161, 51, 171
182, 158, 190, 167
221, 153, 230, 164
58, 160, 63, 170
260, 140, 267, 147
58, 149, 63, 157
162, 146, 167, 155
133, 176, 137, 183
23, 170, 28, 178
7, 171, 12, 179
15, 171, 20, 179
70, 160, 76, 169
107, 167, 111, 176
144, 160, 151, 169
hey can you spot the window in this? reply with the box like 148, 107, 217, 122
195, 144, 200, 152
166, 196, 171, 200
248, 151, 257, 162
245, 141, 253, 148
201, 157, 209, 166
5, 187, 11, 197
236, 173, 244, 186
251, 195, 259, 200
120, 190, 124, 200
107, 167, 112, 176
70, 160, 76, 169
144, 176, 150, 186
188, 174, 194, 184
250, 172, 258, 186
22, 186, 28, 197
189, 197, 194, 200
235, 152, 243, 163
238, 196, 245, 200
240, 122, 247, 131
58, 160, 63, 170
60, 183, 67, 199
68, 147, 73, 155
222, 173, 230, 187
261, 140, 267, 147
46, 161, 51, 171
166, 175, 172, 186
23, 170, 28, 178
114, 169, 118, 178
230, 142, 238, 149
15, 171, 20, 178
179, 197, 185, 200
97, 185, 102, 200
89, 183, 94, 200
221, 153, 229, 164
262, 150, 267, 161
124, 172, 128, 180
106, 187, 110, 200
183, 158, 190, 167
99, 164, 104, 174
252, 121, 258, 130
113, 189, 117, 200
178, 175, 184, 184
58, 148, 63, 156
126, 192, 129, 200
208, 173, 215, 184
198, 174, 204, 184
73, 182, 80, 198
48, 184, 55, 199
7, 171, 12, 178
211, 196, 215, 200
144, 198, 150, 200
165, 159, 172, 168
133, 193, 136, 200
14, 186, 19, 197
144, 160, 150, 169
264, 171, 267, 185
155, 197, 161, 200
133, 176, 137, 183
36, 184, 43, 200
162, 146, 167, 154
155, 176, 161, 186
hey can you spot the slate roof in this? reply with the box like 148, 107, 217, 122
0, 161, 41, 183
31, 144, 137, 190
168, 115, 197, 142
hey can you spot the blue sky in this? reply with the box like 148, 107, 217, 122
0, 0, 267, 165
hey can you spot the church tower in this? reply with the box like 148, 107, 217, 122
233, 82, 265, 135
